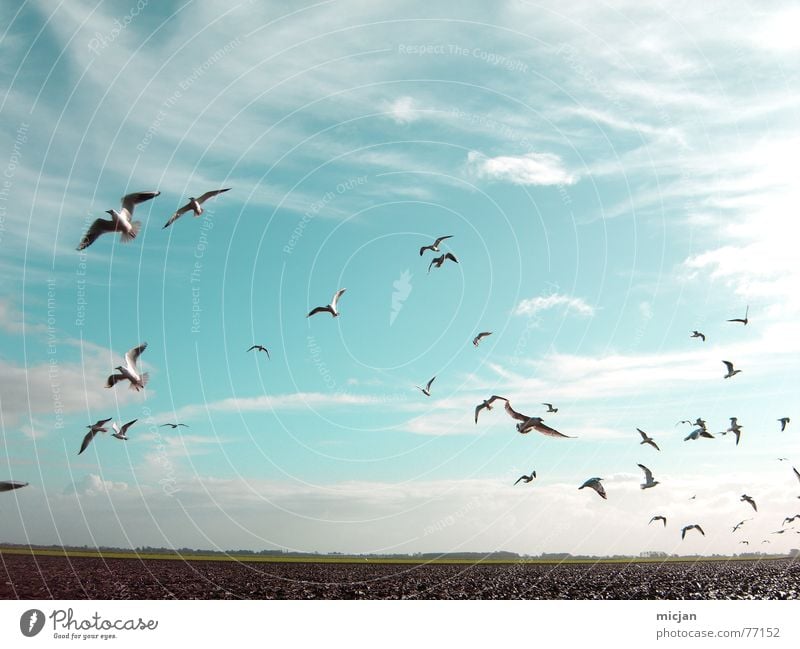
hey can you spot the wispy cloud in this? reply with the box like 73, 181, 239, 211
384, 95, 420, 124
514, 293, 595, 317
466, 150, 578, 186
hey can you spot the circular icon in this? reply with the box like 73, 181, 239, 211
20, 609, 45, 637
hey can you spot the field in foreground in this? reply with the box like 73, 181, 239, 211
2, 551, 799, 599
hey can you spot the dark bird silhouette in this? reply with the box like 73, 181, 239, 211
79, 418, 113, 455
542, 403, 558, 413
504, 400, 575, 438
428, 252, 459, 273
579, 478, 606, 499
732, 519, 751, 532
307, 288, 346, 318
474, 395, 507, 424
247, 345, 270, 359
740, 494, 757, 512
690, 330, 706, 341
727, 305, 749, 325
637, 428, 660, 451
77, 191, 160, 250
0, 481, 29, 492
514, 471, 536, 485
793, 466, 800, 486
722, 360, 742, 379
649, 515, 667, 527
472, 331, 492, 347
681, 524, 705, 539
163, 188, 231, 228
685, 428, 714, 441
161, 423, 189, 429
419, 235, 453, 256
782, 515, 800, 526
415, 376, 436, 397
778, 417, 790, 432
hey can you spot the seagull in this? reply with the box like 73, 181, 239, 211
782, 515, 800, 526
681, 524, 705, 540
722, 360, 742, 379
542, 403, 558, 413
111, 418, 137, 441
0, 481, 29, 492
105, 343, 149, 391
740, 494, 757, 512
472, 331, 492, 347
428, 252, 459, 273
419, 235, 453, 256
649, 515, 667, 527
676, 419, 693, 426
79, 417, 113, 455
684, 427, 714, 441
160, 423, 189, 429
504, 400, 575, 438
579, 478, 606, 499
638, 464, 659, 489
307, 288, 346, 318
723, 417, 743, 445
77, 191, 160, 250
778, 417, 790, 432
637, 428, 660, 451
771, 529, 786, 535
163, 188, 231, 228
792, 466, 800, 486
732, 519, 751, 532
727, 305, 749, 325
514, 471, 537, 485
474, 395, 507, 424
778, 458, 789, 462
247, 345, 270, 359
415, 376, 436, 397
739, 540, 749, 545
690, 331, 706, 342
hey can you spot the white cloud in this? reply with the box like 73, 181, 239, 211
514, 293, 595, 317
384, 96, 419, 124
64, 473, 129, 496
466, 150, 578, 186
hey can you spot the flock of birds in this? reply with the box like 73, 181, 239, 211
1, 187, 797, 554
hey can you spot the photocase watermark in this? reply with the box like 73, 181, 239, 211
188, 210, 217, 334
0, 121, 29, 247
390, 269, 412, 326
283, 175, 368, 255
141, 406, 180, 496
422, 498, 482, 537
137, 36, 242, 152
46, 278, 64, 430
398, 43, 528, 73
74, 215, 92, 328
87, 0, 149, 55
510, 280, 561, 366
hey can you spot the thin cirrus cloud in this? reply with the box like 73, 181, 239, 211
466, 150, 578, 186
514, 293, 595, 318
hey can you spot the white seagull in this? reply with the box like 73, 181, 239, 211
77, 191, 160, 250
638, 464, 659, 489
428, 252, 459, 273
722, 417, 743, 446
79, 417, 113, 455
684, 427, 715, 441
472, 331, 492, 347
579, 477, 606, 499
105, 342, 149, 391
732, 519, 751, 533
112, 418, 138, 441
415, 376, 436, 397
419, 235, 453, 256
0, 481, 29, 492
637, 428, 660, 451
722, 360, 742, 379
504, 400, 575, 438
163, 188, 231, 228
681, 524, 705, 540
474, 395, 507, 424
307, 289, 346, 318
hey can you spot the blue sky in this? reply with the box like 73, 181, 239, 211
1, 0, 799, 556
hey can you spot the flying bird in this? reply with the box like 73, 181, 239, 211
472, 332, 492, 347
503, 400, 575, 438
419, 235, 453, 256
160, 423, 189, 429
77, 191, 160, 250
722, 360, 742, 379
690, 331, 706, 341
579, 478, 606, 499
681, 524, 705, 540
732, 519, 751, 532
0, 481, 29, 492
105, 343, 149, 391
637, 428, 660, 451
415, 376, 436, 397
727, 305, 749, 325
514, 471, 537, 485
638, 464, 659, 489
307, 288, 346, 318
782, 515, 800, 526
79, 417, 113, 455
777, 458, 789, 462
428, 252, 459, 273
739, 540, 749, 545
684, 428, 714, 441
740, 494, 757, 512
778, 417, 790, 432
163, 188, 231, 228
247, 345, 270, 359
542, 403, 559, 413
474, 395, 507, 424
793, 466, 800, 486
649, 516, 667, 527
111, 419, 137, 441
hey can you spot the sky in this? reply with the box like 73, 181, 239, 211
1, 0, 799, 557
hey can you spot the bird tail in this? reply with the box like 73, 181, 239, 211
121, 221, 142, 243
129, 372, 149, 390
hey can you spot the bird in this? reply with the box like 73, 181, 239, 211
0, 481, 29, 492
732, 519, 751, 532
307, 288, 346, 318
771, 529, 786, 535
514, 471, 537, 485
782, 515, 800, 526
415, 376, 436, 397
792, 466, 800, 486
722, 360, 742, 379
247, 345, 270, 359
649, 515, 667, 527
638, 464, 659, 489
160, 423, 189, 429
105, 343, 149, 391
542, 403, 559, 413
503, 400, 575, 438
723, 417, 743, 445
77, 191, 160, 250
637, 428, 660, 451
778, 457, 789, 462
681, 524, 705, 539
727, 305, 749, 325
419, 235, 453, 256
111, 418, 137, 441
684, 428, 714, 441
472, 332, 492, 347
690, 331, 706, 341
778, 417, 790, 432
78, 417, 113, 455
474, 395, 507, 424
579, 478, 606, 499
163, 188, 231, 228
739, 540, 749, 545
740, 494, 757, 512
428, 252, 459, 273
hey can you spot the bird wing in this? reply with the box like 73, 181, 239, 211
196, 188, 231, 204
247, 346, 258, 352
794, 466, 800, 484
425, 376, 436, 391
638, 464, 654, 483
307, 306, 333, 318
125, 342, 148, 368
474, 404, 484, 424
330, 288, 346, 310
594, 482, 607, 499
120, 419, 138, 435
529, 420, 575, 438
700, 333, 706, 341
696, 525, 705, 535
722, 360, 734, 373
0, 481, 29, 492
504, 401, 528, 422
163, 203, 192, 228
444, 252, 459, 263
699, 430, 715, 439
419, 245, 433, 256
637, 428, 648, 441
121, 191, 160, 216
428, 256, 442, 272
514, 476, 525, 485
105, 373, 126, 388
487, 395, 507, 406
648, 440, 660, 451
77, 217, 116, 250
433, 235, 453, 247
79, 429, 98, 455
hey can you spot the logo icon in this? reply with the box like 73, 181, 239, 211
20, 609, 45, 637
390, 269, 412, 326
